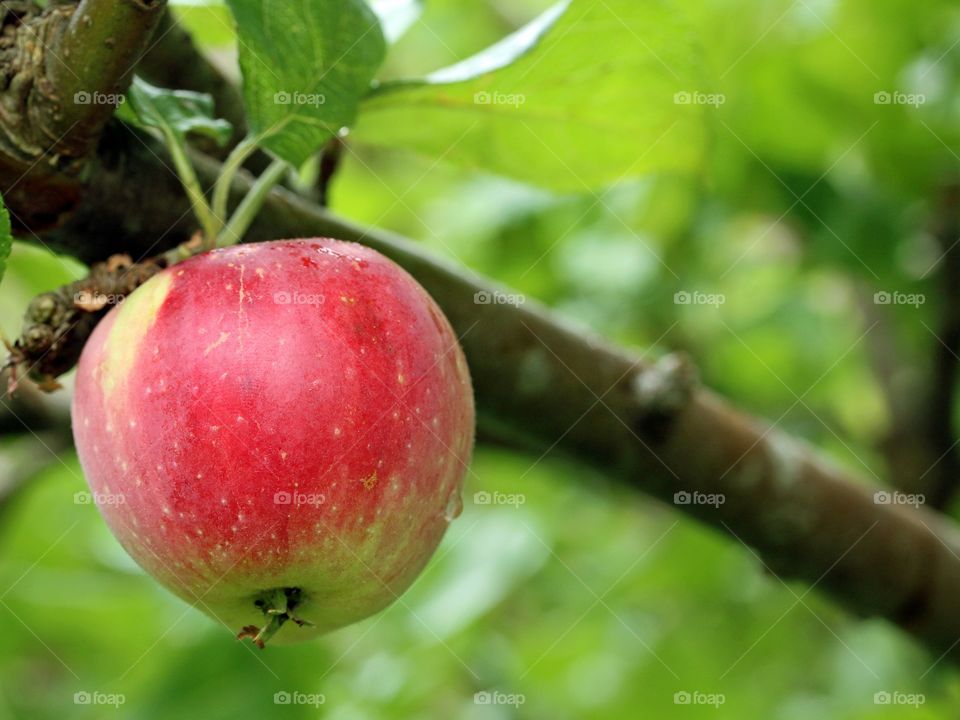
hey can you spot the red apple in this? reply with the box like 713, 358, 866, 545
71, 239, 474, 645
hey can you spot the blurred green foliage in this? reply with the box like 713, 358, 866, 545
3, 0, 960, 717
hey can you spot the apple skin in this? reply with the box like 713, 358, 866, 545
71, 239, 474, 643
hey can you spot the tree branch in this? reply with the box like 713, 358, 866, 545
0, 0, 165, 231
46, 0, 165, 146
9, 129, 960, 664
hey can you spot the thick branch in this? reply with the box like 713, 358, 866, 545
9, 251, 167, 382
16, 130, 960, 665
46, 0, 165, 148
0, 0, 165, 230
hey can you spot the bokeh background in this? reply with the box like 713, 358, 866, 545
3, 0, 960, 717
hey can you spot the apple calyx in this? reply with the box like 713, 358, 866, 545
236, 588, 314, 649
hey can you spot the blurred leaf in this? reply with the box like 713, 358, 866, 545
171, 1, 236, 48
420, 0, 569, 83
226, 0, 387, 166
353, 0, 705, 191
406, 511, 550, 639
7, 1, 960, 716
0, 192, 10, 285
121, 76, 233, 145
369, 0, 423, 44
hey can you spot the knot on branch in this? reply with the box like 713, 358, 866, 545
5, 252, 166, 390
631, 352, 698, 428
0, 2, 71, 161
0, 0, 166, 232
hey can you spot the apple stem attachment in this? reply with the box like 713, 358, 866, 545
236, 587, 313, 649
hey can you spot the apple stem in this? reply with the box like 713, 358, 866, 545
236, 587, 313, 649
216, 158, 288, 248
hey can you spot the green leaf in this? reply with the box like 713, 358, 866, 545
352, 0, 706, 192
0, 191, 10, 286
226, 0, 387, 166
171, 2, 237, 49
121, 76, 233, 145
424, 0, 570, 84
368, 0, 422, 43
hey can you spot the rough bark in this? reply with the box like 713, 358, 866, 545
9, 250, 167, 382
0, 0, 165, 231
